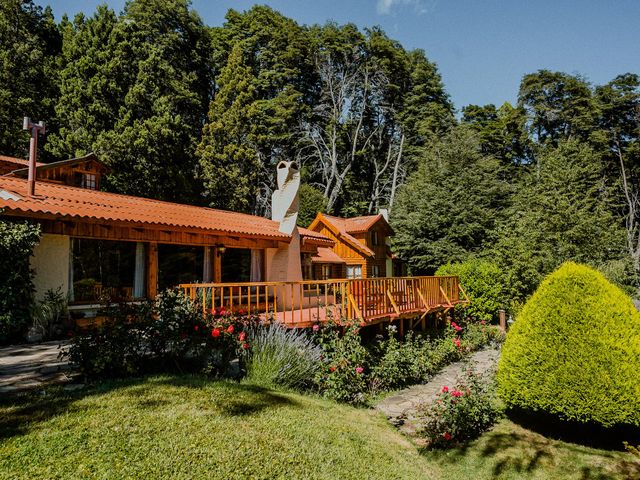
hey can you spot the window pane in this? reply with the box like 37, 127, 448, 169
72, 239, 136, 303
158, 244, 204, 291
222, 248, 251, 282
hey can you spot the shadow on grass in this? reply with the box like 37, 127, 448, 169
0, 374, 299, 441
420, 416, 640, 480
507, 408, 640, 450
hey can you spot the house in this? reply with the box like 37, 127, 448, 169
306, 212, 400, 280
0, 155, 329, 308
0, 153, 465, 329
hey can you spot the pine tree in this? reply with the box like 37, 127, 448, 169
197, 44, 261, 213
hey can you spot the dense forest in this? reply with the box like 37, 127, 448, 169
2, 0, 639, 305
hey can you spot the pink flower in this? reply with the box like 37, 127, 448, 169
441, 386, 449, 393
237, 308, 247, 316
238, 331, 246, 342
312, 324, 320, 332
443, 432, 452, 441
242, 342, 250, 350
355, 367, 364, 374
211, 328, 221, 338
480, 320, 486, 325
452, 390, 463, 397
451, 321, 462, 332
454, 337, 461, 348
226, 325, 235, 334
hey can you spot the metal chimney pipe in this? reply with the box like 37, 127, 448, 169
23, 117, 46, 197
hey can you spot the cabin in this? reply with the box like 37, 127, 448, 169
0, 153, 467, 329
307, 212, 402, 280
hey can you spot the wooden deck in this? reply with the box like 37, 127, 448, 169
180, 276, 468, 328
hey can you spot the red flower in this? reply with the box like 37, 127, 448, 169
355, 367, 364, 374
219, 307, 227, 315
211, 328, 221, 338
451, 321, 462, 332
452, 390, 463, 397
480, 320, 486, 325
441, 386, 449, 393
238, 308, 247, 316
312, 324, 320, 332
443, 432, 452, 441
454, 337, 461, 348
242, 342, 250, 350
194, 325, 199, 331
239, 331, 246, 342
329, 366, 336, 373
226, 325, 235, 334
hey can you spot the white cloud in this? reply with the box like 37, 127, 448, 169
376, 0, 434, 16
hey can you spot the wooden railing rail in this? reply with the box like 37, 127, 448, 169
179, 276, 463, 327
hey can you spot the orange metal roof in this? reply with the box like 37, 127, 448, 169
311, 247, 346, 264
0, 176, 290, 240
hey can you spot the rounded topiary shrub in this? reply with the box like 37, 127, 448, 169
497, 262, 640, 427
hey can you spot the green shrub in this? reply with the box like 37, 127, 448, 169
243, 323, 323, 389
0, 218, 41, 344
497, 262, 640, 427
63, 289, 259, 378
313, 323, 370, 404
418, 366, 501, 448
436, 259, 508, 322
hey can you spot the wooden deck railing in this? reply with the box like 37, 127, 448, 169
179, 276, 466, 328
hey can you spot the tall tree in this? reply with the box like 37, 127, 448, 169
492, 140, 626, 300
392, 127, 508, 274
204, 6, 314, 214
0, 0, 60, 158
48, 0, 212, 201
518, 70, 598, 146
197, 44, 261, 213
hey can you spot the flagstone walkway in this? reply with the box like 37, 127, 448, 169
375, 348, 500, 440
0, 340, 74, 394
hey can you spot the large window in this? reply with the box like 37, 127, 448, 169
158, 245, 204, 291
71, 239, 137, 303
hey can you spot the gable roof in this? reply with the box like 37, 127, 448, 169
323, 213, 394, 236
298, 227, 334, 248
0, 176, 290, 241
308, 213, 375, 257
10, 152, 110, 177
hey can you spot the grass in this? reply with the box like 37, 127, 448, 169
0, 375, 437, 479
0, 375, 637, 479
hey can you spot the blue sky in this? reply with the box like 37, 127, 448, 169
39, 0, 640, 111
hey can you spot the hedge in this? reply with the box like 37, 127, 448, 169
497, 262, 640, 427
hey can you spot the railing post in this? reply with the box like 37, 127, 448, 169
499, 309, 506, 331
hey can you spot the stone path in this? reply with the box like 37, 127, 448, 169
0, 340, 75, 394
375, 348, 500, 439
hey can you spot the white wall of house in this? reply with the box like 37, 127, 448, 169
30, 233, 70, 301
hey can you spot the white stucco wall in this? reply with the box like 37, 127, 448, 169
30, 233, 70, 301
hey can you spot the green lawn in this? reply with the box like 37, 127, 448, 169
0, 376, 637, 479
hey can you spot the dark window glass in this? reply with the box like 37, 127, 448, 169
222, 249, 251, 282
158, 245, 204, 291
72, 239, 136, 303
